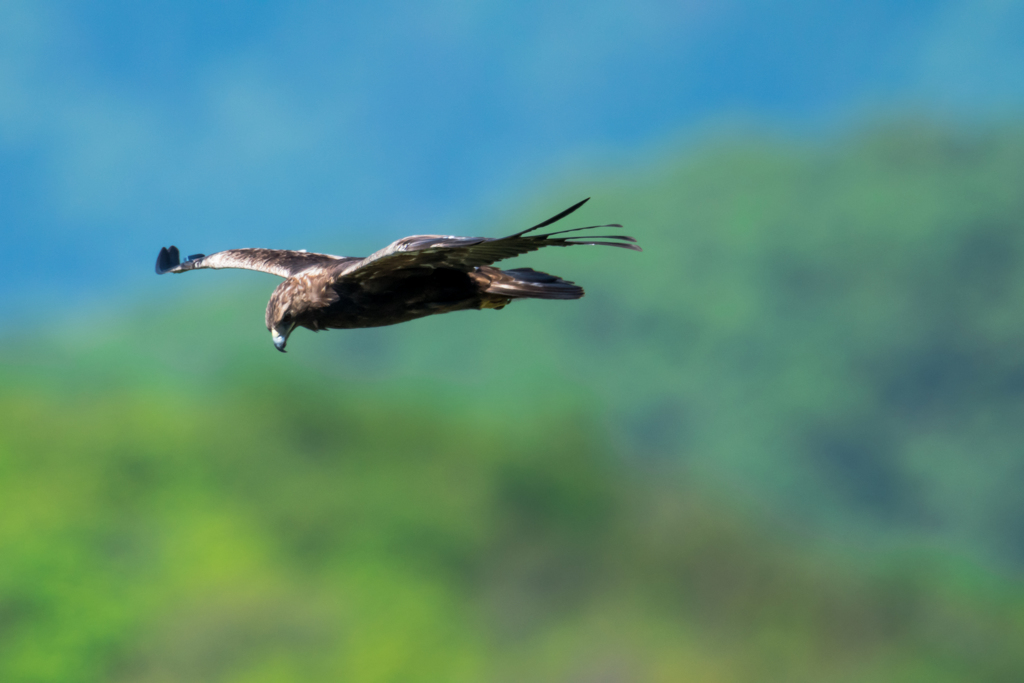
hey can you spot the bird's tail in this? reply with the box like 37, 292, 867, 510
474, 266, 584, 302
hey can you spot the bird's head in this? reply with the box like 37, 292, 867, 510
267, 306, 296, 353
265, 276, 338, 352
266, 281, 304, 352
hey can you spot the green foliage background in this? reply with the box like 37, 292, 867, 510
3, 123, 1024, 681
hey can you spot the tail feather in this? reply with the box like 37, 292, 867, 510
479, 267, 584, 300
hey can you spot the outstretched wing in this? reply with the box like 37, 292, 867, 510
338, 198, 639, 281
155, 246, 357, 279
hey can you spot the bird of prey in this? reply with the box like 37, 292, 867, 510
155, 198, 639, 352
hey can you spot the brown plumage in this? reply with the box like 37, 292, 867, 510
155, 198, 640, 352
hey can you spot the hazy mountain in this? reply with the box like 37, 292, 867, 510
10, 122, 1024, 567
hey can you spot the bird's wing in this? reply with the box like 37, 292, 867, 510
155, 247, 357, 279
337, 198, 639, 281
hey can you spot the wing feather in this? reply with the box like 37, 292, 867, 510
339, 199, 639, 281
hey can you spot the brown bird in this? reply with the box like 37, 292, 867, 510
155, 198, 639, 352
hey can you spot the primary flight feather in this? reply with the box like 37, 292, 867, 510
155, 198, 640, 352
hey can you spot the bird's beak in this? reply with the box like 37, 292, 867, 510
271, 323, 296, 353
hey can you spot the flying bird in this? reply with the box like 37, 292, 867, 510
155, 198, 639, 352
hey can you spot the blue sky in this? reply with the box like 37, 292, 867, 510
1, 0, 1023, 319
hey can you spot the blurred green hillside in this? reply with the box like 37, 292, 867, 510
3, 123, 1024, 681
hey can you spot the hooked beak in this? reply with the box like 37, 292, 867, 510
271, 323, 296, 353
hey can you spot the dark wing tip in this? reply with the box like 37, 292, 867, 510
156, 246, 181, 274
519, 198, 592, 235
579, 241, 642, 251
156, 247, 205, 274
